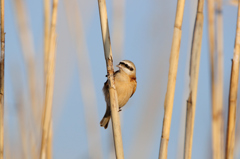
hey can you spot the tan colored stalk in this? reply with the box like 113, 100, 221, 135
13, 1, 40, 158
40, 0, 58, 158
214, 0, 225, 158
183, 0, 204, 158
207, 0, 223, 158
158, 0, 185, 158
13, 0, 38, 124
225, 0, 240, 158
46, 121, 52, 159
110, 1, 125, 158
44, 0, 50, 80
43, 1, 52, 158
98, 0, 124, 158
16, 97, 28, 159
63, 0, 103, 158
0, 0, 4, 158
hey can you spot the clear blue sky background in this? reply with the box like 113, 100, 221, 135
3, 0, 240, 159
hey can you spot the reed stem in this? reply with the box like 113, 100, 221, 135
158, 0, 185, 158
44, 0, 50, 81
225, 1, 240, 158
40, 0, 58, 158
214, 0, 225, 158
183, 1, 204, 158
98, 0, 124, 158
0, 0, 4, 158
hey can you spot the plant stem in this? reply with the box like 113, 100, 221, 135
0, 0, 4, 158
40, 0, 58, 158
158, 0, 185, 158
183, 1, 204, 158
98, 0, 124, 158
225, 1, 240, 158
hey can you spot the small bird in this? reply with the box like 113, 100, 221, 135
100, 60, 137, 129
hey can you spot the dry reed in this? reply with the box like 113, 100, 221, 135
208, 0, 225, 158
98, 0, 124, 158
43, 0, 52, 158
16, 96, 28, 159
183, 0, 204, 158
12, 0, 41, 158
40, 0, 58, 158
0, 0, 4, 158
225, 0, 240, 158
13, 0, 39, 125
158, 0, 185, 158
46, 121, 52, 159
215, 0, 225, 158
44, 0, 51, 80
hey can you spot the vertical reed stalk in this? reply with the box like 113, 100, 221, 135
98, 0, 124, 158
13, 1, 40, 158
13, 0, 38, 124
158, 0, 185, 158
16, 97, 28, 159
207, 0, 224, 158
40, 0, 58, 158
0, 0, 4, 158
183, 1, 204, 158
44, 0, 50, 80
225, 0, 240, 158
43, 1, 52, 158
46, 121, 52, 159
215, 0, 225, 158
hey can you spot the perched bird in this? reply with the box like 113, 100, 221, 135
100, 60, 137, 129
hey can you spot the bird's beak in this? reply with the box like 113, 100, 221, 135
116, 64, 120, 68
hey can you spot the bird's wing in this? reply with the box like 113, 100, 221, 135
130, 79, 137, 98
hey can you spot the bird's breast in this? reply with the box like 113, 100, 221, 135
115, 80, 134, 108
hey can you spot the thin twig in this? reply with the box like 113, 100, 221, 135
183, 0, 204, 158
225, 0, 240, 158
98, 0, 124, 158
158, 0, 185, 158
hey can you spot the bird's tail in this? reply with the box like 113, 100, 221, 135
100, 106, 111, 129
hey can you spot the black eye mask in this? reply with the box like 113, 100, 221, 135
119, 62, 134, 71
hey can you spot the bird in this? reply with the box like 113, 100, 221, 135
100, 60, 137, 129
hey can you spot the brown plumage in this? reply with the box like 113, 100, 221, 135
100, 60, 137, 129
